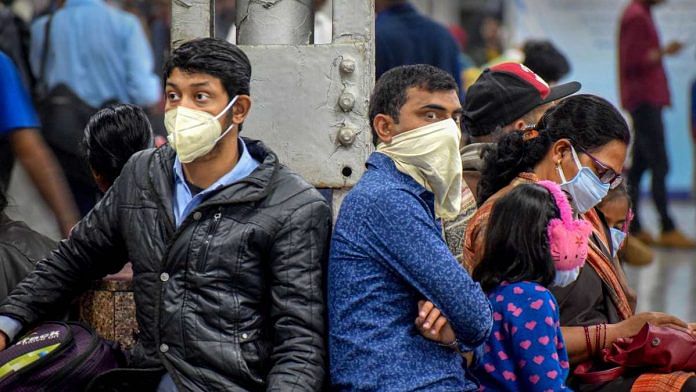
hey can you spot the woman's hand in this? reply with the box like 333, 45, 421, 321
415, 300, 456, 345
615, 312, 693, 338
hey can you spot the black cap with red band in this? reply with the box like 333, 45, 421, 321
463, 62, 581, 136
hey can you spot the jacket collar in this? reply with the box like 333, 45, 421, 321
148, 138, 280, 228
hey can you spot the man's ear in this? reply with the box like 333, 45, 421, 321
231, 95, 252, 126
373, 114, 396, 144
512, 119, 527, 131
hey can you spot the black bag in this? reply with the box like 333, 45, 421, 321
34, 14, 104, 188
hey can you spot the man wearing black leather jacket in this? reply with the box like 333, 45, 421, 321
0, 38, 331, 391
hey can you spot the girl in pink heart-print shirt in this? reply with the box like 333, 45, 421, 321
476, 281, 569, 391
415, 182, 590, 390
459, 180, 589, 391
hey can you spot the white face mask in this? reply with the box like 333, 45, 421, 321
164, 96, 238, 163
377, 118, 463, 220
553, 266, 581, 288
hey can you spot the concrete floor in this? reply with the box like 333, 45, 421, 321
624, 199, 696, 323
5, 164, 696, 321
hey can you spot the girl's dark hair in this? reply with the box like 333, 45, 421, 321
472, 184, 558, 292
477, 94, 631, 204
598, 181, 631, 209
83, 104, 153, 186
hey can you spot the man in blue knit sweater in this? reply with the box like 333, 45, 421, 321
329, 64, 493, 391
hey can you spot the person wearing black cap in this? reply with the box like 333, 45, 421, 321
444, 62, 580, 263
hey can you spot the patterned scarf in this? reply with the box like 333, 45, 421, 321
582, 209, 635, 320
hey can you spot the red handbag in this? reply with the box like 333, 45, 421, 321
574, 323, 696, 384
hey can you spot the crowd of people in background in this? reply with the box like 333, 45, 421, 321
0, 0, 694, 391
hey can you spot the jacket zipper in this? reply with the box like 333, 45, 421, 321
196, 209, 223, 271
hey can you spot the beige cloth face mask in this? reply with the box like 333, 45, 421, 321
377, 118, 463, 220
165, 96, 238, 163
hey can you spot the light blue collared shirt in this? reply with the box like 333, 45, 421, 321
30, 0, 160, 108
172, 138, 260, 227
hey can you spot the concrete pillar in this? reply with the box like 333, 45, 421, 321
170, 0, 214, 48
236, 0, 313, 45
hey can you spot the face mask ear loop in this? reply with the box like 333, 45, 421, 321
214, 95, 240, 121
556, 158, 568, 183
570, 145, 583, 169
215, 122, 236, 143
210, 95, 240, 144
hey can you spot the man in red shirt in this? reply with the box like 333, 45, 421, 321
618, 0, 694, 248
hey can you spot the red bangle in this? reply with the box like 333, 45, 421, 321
584, 326, 592, 357
602, 323, 608, 351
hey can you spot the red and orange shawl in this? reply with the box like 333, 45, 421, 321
462, 173, 635, 318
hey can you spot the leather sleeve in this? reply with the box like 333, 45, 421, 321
0, 169, 129, 327
266, 197, 331, 391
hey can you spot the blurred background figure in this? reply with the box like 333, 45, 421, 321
375, 0, 463, 94
522, 39, 570, 85
618, 0, 694, 248
472, 16, 503, 66
0, 49, 79, 237
30, 0, 160, 218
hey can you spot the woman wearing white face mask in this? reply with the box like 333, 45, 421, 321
464, 94, 696, 391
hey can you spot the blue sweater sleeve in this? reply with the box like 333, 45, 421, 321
365, 188, 493, 350
505, 286, 570, 391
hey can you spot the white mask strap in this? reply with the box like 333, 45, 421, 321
214, 95, 239, 120
570, 145, 583, 169
558, 144, 582, 183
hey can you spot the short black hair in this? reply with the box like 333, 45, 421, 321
163, 37, 251, 100
473, 183, 558, 292
368, 64, 458, 145
83, 104, 153, 187
523, 40, 571, 84
478, 94, 631, 203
